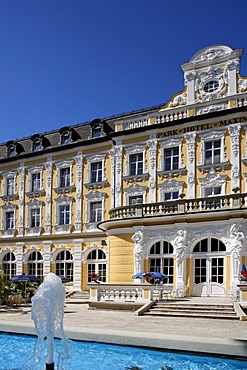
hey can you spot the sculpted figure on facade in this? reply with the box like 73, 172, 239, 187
174, 230, 187, 268
230, 224, 244, 276
132, 231, 144, 275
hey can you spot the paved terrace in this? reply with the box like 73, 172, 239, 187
0, 297, 247, 360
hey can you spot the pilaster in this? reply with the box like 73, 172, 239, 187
75, 153, 83, 233
18, 164, 25, 236
73, 240, 83, 291
185, 133, 196, 198
45, 157, 53, 234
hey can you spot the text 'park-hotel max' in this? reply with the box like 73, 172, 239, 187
1, 44, 247, 300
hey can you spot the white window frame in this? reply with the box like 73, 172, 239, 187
91, 161, 103, 183
84, 154, 107, 189
1, 171, 17, 198
159, 178, 184, 202
123, 144, 147, 177
1, 202, 16, 237
26, 199, 42, 235
85, 191, 105, 231
199, 168, 226, 198
55, 160, 73, 189
197, 130, 228, 170
157, 137, 185, 178
124, 184, 147, 205
27, 166, 43, 193
54, 195, 73, 234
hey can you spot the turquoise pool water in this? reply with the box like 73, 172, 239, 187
0, 333, 246, 370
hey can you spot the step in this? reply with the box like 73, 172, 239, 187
150, 308, 236, 315
143, 311, 239, 319
153, 305, 235, 312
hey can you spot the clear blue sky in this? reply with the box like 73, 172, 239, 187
0, 0, 246, 143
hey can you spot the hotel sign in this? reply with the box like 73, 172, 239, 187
157, 116, 247, 138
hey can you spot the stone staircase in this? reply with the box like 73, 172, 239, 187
65, 290, 90, 304
143, 301, 239, 320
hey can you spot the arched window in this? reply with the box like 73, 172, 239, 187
2, 252, 16, 279
27, 251, 43, 279
149, 241, 173, 284
86, 248, 107, 283
55, 250, 73, 281
193, 238, 226, 253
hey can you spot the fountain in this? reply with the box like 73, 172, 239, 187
24, 273, 69, 370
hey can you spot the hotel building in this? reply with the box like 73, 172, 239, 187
0, 44, 247, 298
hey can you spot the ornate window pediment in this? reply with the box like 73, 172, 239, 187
159, 178, 184, 202
199, 168, 227, 197
124, 183, 147, 205
157, 137, 185, 178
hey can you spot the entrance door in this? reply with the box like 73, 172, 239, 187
192, 238, 226, 297
193, 256, 225, 296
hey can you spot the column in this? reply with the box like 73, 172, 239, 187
185, 71, 196, 104
18, 164, 25, 236
228, 124, 241, 192
185, 133, 196, 198
147, 138, 157, 203
43, 241, 52, 276
227, 60, 239, 96
111, 144, 123, 208
75, 153, 83, 233
16, 242, 24, 275
73, 240, 82, 291
45, 157, 53, 234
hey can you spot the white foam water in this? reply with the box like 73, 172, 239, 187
24, 273, 70, 370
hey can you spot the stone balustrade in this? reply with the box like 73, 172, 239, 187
109, 193, 246, 220
89, 283, 179, 303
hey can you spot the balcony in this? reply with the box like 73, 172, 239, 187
105, 193, 246, 226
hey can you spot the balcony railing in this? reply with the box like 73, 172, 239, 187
109, 193, 246, 220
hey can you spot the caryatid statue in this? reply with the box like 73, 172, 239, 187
174, 230, 187, 277
230, 224, 244, 276
132, 231, 144, 275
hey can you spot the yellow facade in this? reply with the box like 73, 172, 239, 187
0, 44, 247, 300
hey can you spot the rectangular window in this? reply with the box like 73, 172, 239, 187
164, 191, 179, 201
60, 168, 71, 187
6, 211, 14, 229
164, 147, 179, 171
205, 186, 221, 197
6, 177, 15, 195
205, 140, 221, 165
130, 154, 143, 176
90, 201, 102, 223
31, 173, 41, 192
59, 205, 70, 225
31, 208, 41, 227
91, 162, 102, 183
129, 196, 143, 205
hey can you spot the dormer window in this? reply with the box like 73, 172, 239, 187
92, 125, 102, 138
33, 139, 42, 152
7, 145, 15, 158
61, 131, 70, 145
